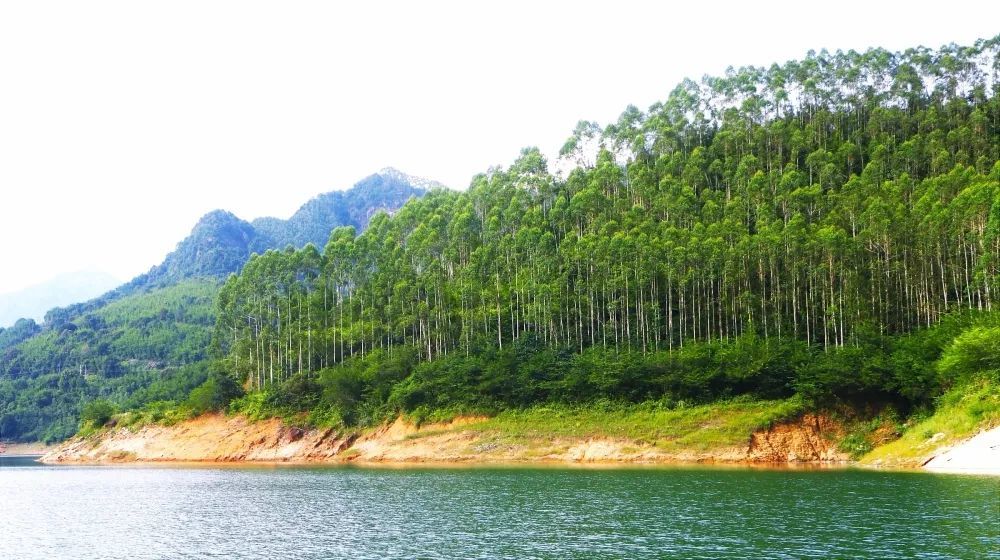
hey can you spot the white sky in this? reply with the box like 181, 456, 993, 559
1, 0, 997, 294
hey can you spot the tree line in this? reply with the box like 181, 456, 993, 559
213, 38, 999, 405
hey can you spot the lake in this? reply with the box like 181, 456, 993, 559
1, 456, 997, 559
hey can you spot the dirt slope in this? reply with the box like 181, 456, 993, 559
42, 412, 850, 466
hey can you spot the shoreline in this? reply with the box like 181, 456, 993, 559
921, 426, 1000, 475
35, 456, 861, 471
38, 411, 855, 468
35, 412, 1000, 476
0, 442, 56, 456
35, 452, 1000, 476
27, 452, 1000, 476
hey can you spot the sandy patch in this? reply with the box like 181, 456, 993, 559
923, 426, 1000, 475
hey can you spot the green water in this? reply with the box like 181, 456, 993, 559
1, 458, 997, 559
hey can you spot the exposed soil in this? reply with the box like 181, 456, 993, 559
41, 412, 851, 466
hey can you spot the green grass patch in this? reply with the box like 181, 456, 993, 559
117, 400, 196, 429
835, 410, 904, 459
454, 396, 806, 452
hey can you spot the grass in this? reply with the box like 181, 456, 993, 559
114, 401, 197, 430
449, 396, 808, 452
860, 377, 1000, 466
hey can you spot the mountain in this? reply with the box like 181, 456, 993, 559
145, 167, 432, 288
40, 168, 432, 326
0, 271, 120, 328
12, 36, 1000, 453
0, 168, 436, 441
252, 168, 438, 250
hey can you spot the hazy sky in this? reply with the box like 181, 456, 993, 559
1, 0, 997, 294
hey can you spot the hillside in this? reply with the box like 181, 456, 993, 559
0, 280, 218, 441
0, 169, 433, 442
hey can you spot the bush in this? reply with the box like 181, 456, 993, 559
938, 326, 1000, 384
269, 373, 321, 411
185, 374, 244, 415
80, 399, 116, 429
319, 368, 365, 425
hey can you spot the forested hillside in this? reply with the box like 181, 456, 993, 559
0, 280, 218, 441
212, 38, 1000, 428
0, 170, 430, 441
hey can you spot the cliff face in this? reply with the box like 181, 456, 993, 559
41, 413, 850, 465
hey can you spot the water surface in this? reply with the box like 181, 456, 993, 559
2, 458, 997, 559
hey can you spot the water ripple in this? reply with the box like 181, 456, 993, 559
1, 462, 997, 559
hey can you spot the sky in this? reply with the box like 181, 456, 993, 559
0, 0, 997, 295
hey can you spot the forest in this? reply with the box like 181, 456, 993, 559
207, 38, 1000, 428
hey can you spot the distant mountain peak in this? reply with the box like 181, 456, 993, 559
154, 168, 433, 284
0, 270, 120, 328
374, 167, 447, 191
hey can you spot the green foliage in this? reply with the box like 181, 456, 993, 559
0, 169, 427, 442
0, 280, 218, 441
214, 323, 996, 431
119, 400, 193, 429
0, 318, 41, 353
861, 377, 1000, 465
938, 326, 1000, 384
861, 319, 1000, 465
6, 39, 1000, 444
463, 396, 807, 452
185, 373, 244, 415
227, 374, 321, 422
228, 391, 270, 421
836, 408, 905, 459
79, 399, 116, 430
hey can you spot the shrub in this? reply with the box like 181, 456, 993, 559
80, 399, 116, 429
938, 326, 1000, 384
185, 374, 244, 415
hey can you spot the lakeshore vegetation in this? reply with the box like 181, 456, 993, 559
3, 38, 1000, 451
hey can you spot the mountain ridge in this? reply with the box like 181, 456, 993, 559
40, 168, 435, 327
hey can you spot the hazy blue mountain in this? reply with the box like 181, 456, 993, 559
147, 167, 433, 287
252, 167, 437, 250
0, 271, 120, 328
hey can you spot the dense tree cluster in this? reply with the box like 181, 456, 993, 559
215, 39, 1000, 413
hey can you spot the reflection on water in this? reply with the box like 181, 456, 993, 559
2, 460, 998, 559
